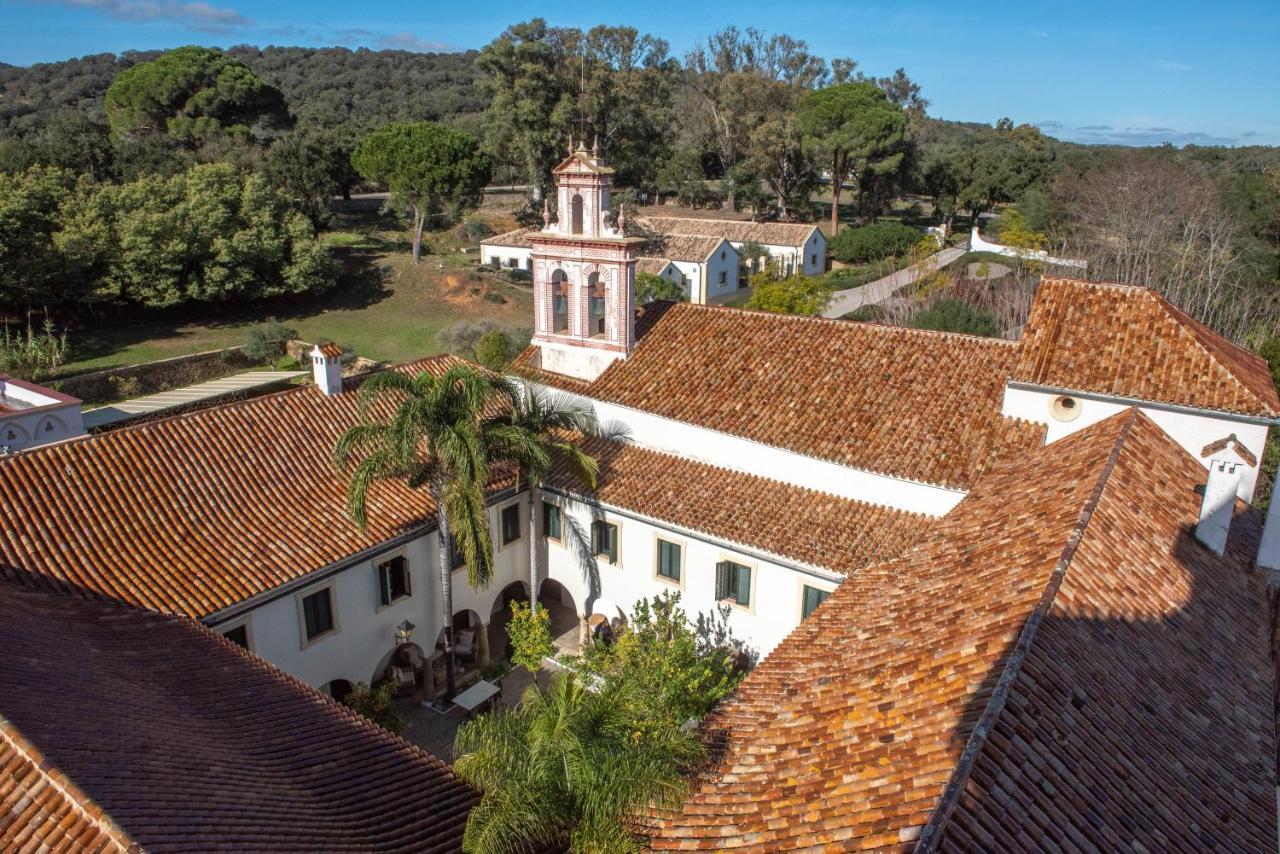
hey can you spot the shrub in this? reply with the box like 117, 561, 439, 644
829, 221, 922, 264
460, 217, 494, 242
473, 330, 513, 371
436, 319, 528, 367
505, 268, 531, 283
507, 600, 554, 672
911, 299, 1000, 337
483, 292, 508, 304
0, 318, 68, 380
842, 305, 881, 322
746, 267, 835, 316
343, 680, 404, 734
635, 271, 683, 304
244, 319, 297, 367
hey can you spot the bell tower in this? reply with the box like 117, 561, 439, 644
526, 139, 645, 382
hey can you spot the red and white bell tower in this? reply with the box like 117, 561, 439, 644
527, 139, 644, 382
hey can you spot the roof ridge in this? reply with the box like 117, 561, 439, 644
676, 301, 1019, 347
0, 712, 137, 852
916, 408, 1139, 851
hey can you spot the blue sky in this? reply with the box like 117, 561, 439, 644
2, 0, 1278, 146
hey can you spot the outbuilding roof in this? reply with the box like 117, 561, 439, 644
1014, 277, 1280, 417
648, 234, 732, 263
650, 409, 1276, 851
481, 226, 538, 250
0, 582, 476, 852
643, 216, 822, 248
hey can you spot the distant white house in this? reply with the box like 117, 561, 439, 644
480, 227, 536, 270
644, 235, 741, 304
0, 374, 85, 453
643, 216, 827, 277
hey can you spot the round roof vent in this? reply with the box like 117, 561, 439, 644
1050, 395, 1082, 422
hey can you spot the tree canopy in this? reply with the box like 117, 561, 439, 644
351, 121, 491, 263
104, 47, 289, 149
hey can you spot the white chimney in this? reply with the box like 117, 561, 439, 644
310, 343, 343, 395
1196, 457, 1242, 556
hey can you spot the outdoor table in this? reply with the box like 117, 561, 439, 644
452, 679, 500, 716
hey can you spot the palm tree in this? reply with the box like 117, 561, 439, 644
332, 363, 513, 700
493, 387, 600, 615
453, 672, 706, 853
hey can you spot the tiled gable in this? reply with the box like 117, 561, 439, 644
1014, 277, 1279, 416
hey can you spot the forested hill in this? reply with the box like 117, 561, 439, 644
0, 47, 486, 136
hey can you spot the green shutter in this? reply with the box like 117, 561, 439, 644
591, 521, 601, 555
736, 563, 751, 606
378, 565, 391, 607
715, 561, 731, 600
605, 525, 617, 563
802, 586, 829, 619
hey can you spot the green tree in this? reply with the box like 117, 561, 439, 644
911, 298, 1000, 337
263, 130, 353, 228
453, 671, 705, 853
473, 330, 514, 371
332, 364, 515, 700
0, 167, 77, 311
491, 386, 598, 618
796, 81, 907, 234
567, 592, 748, 733
102, 163, 335, 307
746, 267, 835, 316
634, 271, 683, 303
828, 221, 921, 264
352, 121, 491, 264
104, 47, 289, 149
655, 146, 710, 207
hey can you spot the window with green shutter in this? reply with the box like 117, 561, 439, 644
500, 504, 521, 545
543, 502, 562, 540
715, 560, 752, 606
801, 585, 830, 619
377, 555, 411, 607
656, 539, 681, 581
591, 520, 618, 563
302, 588, 335, 640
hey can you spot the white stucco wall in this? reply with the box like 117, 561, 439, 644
539, 489, 842, 659
209, 496, 531, 692
481, 243, 533, 270
1002, 383, 1271, 501
539, 340, 627, 382
531, 384, 964, 516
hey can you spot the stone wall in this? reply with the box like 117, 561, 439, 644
54, 347, 255, 406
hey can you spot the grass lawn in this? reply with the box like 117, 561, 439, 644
57, 209, 532, 376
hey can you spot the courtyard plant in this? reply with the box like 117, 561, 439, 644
453, 671, 705, 853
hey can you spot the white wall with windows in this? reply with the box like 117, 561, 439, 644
538, 489, 843, 659
481, 243, 532, 270
206, 495, 533, 695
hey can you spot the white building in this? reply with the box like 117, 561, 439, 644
0, 373, 85, 453
480, 226, 535, 270
643, 234, 741, 304
642, 216, 827, 277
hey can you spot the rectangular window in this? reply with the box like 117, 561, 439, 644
801, 585, 830, 619
592, 520, 618, 563
656, 539, 681, 581
302, 588, 335, 640
543, 501, 562, 540
501, 504, 521, 545
223, 624, 249, 649
377, 555, 411, 606
488, 256, 499, 266
810, 253, 817, 266
718, 270, 727, 286
448, 534, 466, 570
715, 560, 752, 607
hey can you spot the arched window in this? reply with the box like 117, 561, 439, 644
571, 193, 584, 235
551, 270, 569, 333
588, 272, 606, 338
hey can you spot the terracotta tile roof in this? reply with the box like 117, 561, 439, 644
0, 582, 475, 851
481, 226, 537, 249
649, 410, 1276, 851
0, 715, 134, 853
1014, 277, 1280, 416
0, 354, 516, 619
585, 303, 1045, 489
648, 234, 729, 263
636, 257, 676, 275
315, 341, 343, 358
547, 437, 928, 576
643, 216, 821, 248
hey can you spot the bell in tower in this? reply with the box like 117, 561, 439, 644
525, 141, 645, 382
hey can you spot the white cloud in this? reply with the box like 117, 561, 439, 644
1148, 59, 1194, 72
333, 27, 452, 53
37, 0, 252, 32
